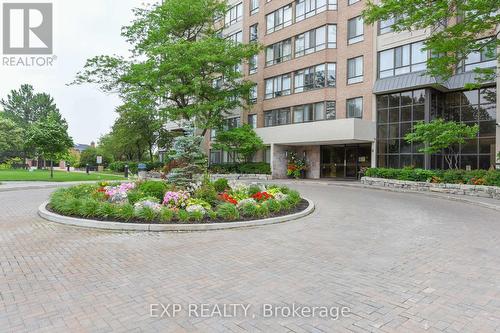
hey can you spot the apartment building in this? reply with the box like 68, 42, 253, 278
209, 0, 499, 179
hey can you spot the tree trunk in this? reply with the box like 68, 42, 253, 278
50, 160, 54, 178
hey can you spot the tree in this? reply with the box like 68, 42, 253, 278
212, 124, 264, 163
404, 119, 479, 169
25, 112, 74, 178
0, 84, 58, 128
72, 0, 261, 137
0, 116, 24, 162
167, 130, 206, 186
1, 84, 63, 163
79, 147, 113, 168
363, 0, 499, 84
114, 93, 164, 161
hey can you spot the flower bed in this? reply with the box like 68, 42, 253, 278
48, 178, 307, 224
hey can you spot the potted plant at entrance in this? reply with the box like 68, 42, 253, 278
287, 152, 308, 179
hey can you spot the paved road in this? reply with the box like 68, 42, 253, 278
0, 183, 499, 332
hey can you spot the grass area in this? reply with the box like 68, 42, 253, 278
0, 169, 126, 182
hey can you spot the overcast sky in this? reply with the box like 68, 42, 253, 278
0, 0, 147, 144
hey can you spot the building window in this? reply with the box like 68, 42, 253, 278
249, 24, 258, 42
265, 74, 292, 99
266, 4, 292, 34
292, 101, 336, 123
376, 89, 427, 169
294, 63, 336, 93
250, 0, 259, 15
348, 0, 360, 5
265, 39, 292, 66
249, 84, 257, 103
295, 25, 336, 57
227, 31, 242, 44
248, 114, 257, 128
265, 147, 271, 163
295, 0, 337, 22
347, 97, 363, 118
457, 39, 497, 73
264, 108, 291, 127
210, 129, 217, 140
249, 54, 258, 74
210, 150, 222, 164
378, 17, 395, 35
224, 117, 240, 130
378, 41, 427, 78
347, 16, 364, 44
347, 56, 363, 84
224, 3, 242, 27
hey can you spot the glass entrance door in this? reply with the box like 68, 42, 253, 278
320, 144, 372, 179
345, 147, 358, 178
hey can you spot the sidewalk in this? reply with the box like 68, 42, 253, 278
0, 181, 98, 192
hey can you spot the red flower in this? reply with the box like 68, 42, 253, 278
251, 191, 274, 202
220, 193, 238, 205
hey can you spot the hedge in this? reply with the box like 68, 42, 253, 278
209, 162, 271, 175
108, 161, 165, 174
365, 168, 500, 187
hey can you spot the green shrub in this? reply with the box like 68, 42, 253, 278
209, 162, 271, 174
138, 181, 168, 202
262, 199, 281, 213
280, 198, 293, 211
66, 184, 98, 197
177, 209, 190, 223
256, 203, 269, 217
109, 161, 165, 174
397, 168, 435, 182
216, 203, 239, 220
365, 167, 500, 187
159, 208, 175, 223
189, 211, 204, 222
440, 169, 466, 184
116, 204, 135, 221
127, 189, 146, 205
135, 207, 158, 221
79, 199, 100, 217
286, 190, 301, 206
96, 202, 116, 219
240, 203, 259, 217
247, 185, 261, 196
193, 183, 219, 206
213, 178, 229, 192
485, 170, 500, 187
208, 210, 217, 220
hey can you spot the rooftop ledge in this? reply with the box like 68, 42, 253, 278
255, 118, 376, 146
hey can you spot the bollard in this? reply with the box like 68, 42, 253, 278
124, 165, 129, 178
86, 164, 89, 175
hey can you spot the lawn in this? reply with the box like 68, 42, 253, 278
0, 169, 126, 182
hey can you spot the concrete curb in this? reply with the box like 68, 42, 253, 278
38, 198, 315, 232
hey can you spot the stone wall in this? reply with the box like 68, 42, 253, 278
210, 174, 272, 181
361, 177, 500, 200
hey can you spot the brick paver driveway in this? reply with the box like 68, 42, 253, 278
1, 183, 499, 333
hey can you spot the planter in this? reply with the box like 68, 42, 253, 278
39, 198, 315, 232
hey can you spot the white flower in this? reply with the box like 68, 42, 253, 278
273, 192, 288, 202
237, 198, 257, 208
134, 200, 162, 213
186, 204, 207, 215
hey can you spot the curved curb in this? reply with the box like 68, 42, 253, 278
38, 198, 315, 232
